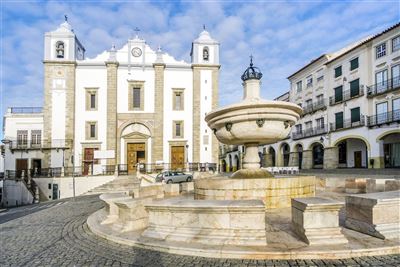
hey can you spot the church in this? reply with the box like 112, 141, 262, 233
2, 19, 220, 175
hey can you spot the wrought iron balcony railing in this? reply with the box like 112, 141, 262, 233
367, 110, 400, 127
6, 139, 73, 150
329, 87, 364, 106
292, 125, 328, 140
302, 99, 327, 115
330, 116, 365, 132
367, 76, 400, 97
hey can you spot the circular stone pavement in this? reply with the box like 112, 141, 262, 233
0, 195, 399, 267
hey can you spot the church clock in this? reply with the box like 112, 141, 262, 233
131, 47, 142, 57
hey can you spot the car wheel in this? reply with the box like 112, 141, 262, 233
167, 179, 173, 184
186, 176, 192, 182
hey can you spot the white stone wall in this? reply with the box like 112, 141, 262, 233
74, 66, 108, 165
199, 69, 213, 163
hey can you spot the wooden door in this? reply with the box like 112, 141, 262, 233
171, 146, 184, 170
127, 143, 145, 174
83, 148, 98, 175
16, 159, 28, 178
354, 151, 362, 168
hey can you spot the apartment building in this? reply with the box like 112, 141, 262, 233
264, 23, 400, 169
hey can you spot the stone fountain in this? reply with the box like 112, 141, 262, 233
206, 57, 302, 178
196, 58, 314, 208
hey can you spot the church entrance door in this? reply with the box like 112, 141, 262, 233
171, 146, 185, 170
83, 148, 98, 176
127, 143, 146, 174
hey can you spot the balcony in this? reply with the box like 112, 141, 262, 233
367, 76, 400, 97
330, 116, 365, 132
367, 110, 400, 127
5, 139, 72, 151
302, 99, 327, 115
292, 125, 328, 140
9, 107, 43, 114
329, 87, 364, 106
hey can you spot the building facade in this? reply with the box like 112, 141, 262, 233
2, 19, 220, 175
264, 23, 400, 169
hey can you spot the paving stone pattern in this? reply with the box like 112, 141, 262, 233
0, 195, 399, 267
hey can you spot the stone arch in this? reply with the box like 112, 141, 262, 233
267, 146, 276, 167
333, 135, 371, 151
310, 142, 324, 169
279, 142, 290, 167
376, 131, 400, 168
117, 122, 152, 167
333, 135, 370, 168
228, 154, 233, 172
292, 143, 304, 169
221, 159, 227, 172
292, 142, 304, 152
376, 129, 400, 142
117, 120, 153, 138
308, 141, 324, 151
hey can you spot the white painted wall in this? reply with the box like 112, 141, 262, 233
74, 66, 108, 165
0, 179, 34, 207
163, 68, 194, 163
33, 175, 116, 200
200, 70, 213, 163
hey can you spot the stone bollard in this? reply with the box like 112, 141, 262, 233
34, 187, 40, 203
61, 167, 65, 177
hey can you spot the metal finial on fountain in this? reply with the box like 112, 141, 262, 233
241, 55, 263, 81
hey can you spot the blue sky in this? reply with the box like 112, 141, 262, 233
1, 0, 399, 140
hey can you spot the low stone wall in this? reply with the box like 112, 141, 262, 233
317, 177, 400, 193
142, 198, 267, 246
194, 176, 315, 209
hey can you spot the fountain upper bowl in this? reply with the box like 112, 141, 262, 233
205, 99, 302, 145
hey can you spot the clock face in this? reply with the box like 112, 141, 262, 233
131, 47, 142, 57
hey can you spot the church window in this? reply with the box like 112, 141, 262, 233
133, 88, 141, 108
173, 121, 184, 138
173, 89, 184, 111
128, 81, 144, 111
56, 41, 65, 58
86, 121, 97, 140
85, 88, 98, 111
203, 47, 209, 61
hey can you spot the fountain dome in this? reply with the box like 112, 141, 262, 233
241, 56, 263, 81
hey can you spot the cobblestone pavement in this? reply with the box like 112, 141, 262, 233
0, 195, 399, 267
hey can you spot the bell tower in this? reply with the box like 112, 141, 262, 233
191, 27, 220, 164
42, 17, 84, 168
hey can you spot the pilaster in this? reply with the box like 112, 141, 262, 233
323, 146, 338, 169
289, 152, 299, 167
153, 63, 165, 163
302, 150, 313, 169
211, 68, 219, 164
106, 61, 118, 165
192, 67, 201, 163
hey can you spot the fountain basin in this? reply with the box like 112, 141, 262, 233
205, 99, 302, 145
194, 176, 316, 209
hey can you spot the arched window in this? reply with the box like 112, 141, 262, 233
56, 41, 65, 58
203, 47, 209, 61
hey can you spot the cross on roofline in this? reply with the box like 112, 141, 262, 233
134, 27, 140, 37
250, 54, 254, 66
64, 14, 68, 22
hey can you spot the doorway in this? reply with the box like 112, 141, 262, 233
354, 151, 362, 168
83, 148, 99, 176
171, 146, 184, 170
16, 159, 28, 178
127, 143, 146, 174
31, 159, 42, 177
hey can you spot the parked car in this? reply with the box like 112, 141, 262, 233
156, 171, 193, 184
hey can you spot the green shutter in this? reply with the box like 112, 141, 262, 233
334, 86, 343, 102
350, 79, 360, 97
335, 112, 343, 129
350, 58, 359, 70
351, 107, 360, 123
335, 66, 342, 78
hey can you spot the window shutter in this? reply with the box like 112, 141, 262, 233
350, 79, 360, 97
335, 112, 343, 129
350, 58, 359, 70
351, 107, 360, 123
334, 86, 343, 102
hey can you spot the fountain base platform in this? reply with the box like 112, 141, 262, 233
231, 169, 274, 179
194, 176, 316, 209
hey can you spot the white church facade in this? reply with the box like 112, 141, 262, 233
2, 19, 220, 176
